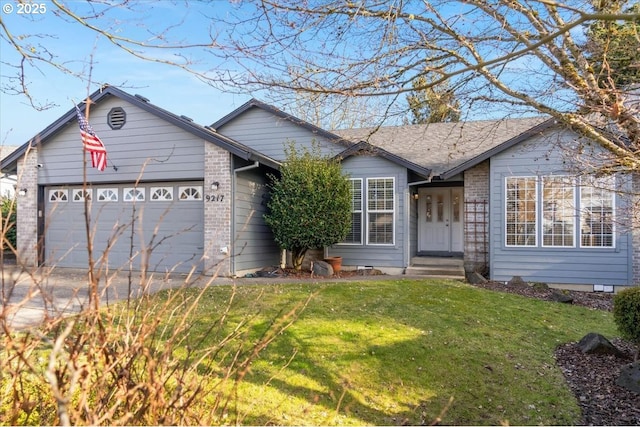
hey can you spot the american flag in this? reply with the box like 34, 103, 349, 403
75, 105, 107, 171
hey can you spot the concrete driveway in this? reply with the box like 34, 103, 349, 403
1, 265, 234, 330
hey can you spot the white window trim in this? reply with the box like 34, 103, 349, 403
579, 176, 616, 249
505, 176, 538, 247
150, 186, 174, 201
504, 175, 617, 250
123, 187, 145, 202
48, 189, 68, 202
339, 178, 363, 245
72, 188, 92, 202
96, 188, 118, 202
178, 185, 203, 201
366, 177, 395, 246
541, 176, 576, 248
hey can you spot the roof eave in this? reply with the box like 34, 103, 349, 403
437, 118, 557, 180
336, 141, 432, 179
211, 98, 353, 148
0, 86, 278, 173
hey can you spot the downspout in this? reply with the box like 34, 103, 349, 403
234, 161, 260, 173
231, 161, 260, 275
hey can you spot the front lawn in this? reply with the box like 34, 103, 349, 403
170, 279, 616, 425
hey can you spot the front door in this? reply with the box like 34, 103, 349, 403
418, 187, 463, 253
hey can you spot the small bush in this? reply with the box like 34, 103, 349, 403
613, 287, 640, 360
1, 197, 17, 250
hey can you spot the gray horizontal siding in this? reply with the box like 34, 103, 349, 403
217, 108, 344, 161
329, 155, 408, 268
38, 97, 205, 184
489, 129, 632, 286
233, 167, 280, 272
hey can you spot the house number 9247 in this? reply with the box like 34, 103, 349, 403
205, 194, 225, 202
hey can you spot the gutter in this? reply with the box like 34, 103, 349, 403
234, 161, 260, 174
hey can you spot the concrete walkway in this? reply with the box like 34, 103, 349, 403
1, 265, 404, 331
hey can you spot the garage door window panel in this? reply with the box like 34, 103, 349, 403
72, 189, 92, 202
151, 187, 174, 201
124, 188, 145, 202
49, 189, 68, 202
179, 186, 203, 201
97, 188, 118, 202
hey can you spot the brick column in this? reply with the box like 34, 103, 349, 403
463, 160, 490, 275
15, 146, 39, 267
203, 143, 232, 276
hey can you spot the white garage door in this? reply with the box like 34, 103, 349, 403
44, 182, 204, 273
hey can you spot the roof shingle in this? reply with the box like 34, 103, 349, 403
334, 117, 548, 177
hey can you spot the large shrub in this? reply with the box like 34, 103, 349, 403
264, 142, 351, 270
613, 286, 640, 360
1, 197, 17, 250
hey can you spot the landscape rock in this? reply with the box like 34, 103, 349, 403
467, 272, 488, 284
312, 260, 334, 277
577, 333, 625, 357
531, 282, 549, 291
358, 268, 383, 276
507, 276, 527, 287
616, 362, 640, 394
551, 290, 574, 304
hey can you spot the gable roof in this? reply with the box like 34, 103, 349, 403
211, 98, 353, 148
1, 86, 281, 173
336, 141, 432, 179
334, 117, 551, 179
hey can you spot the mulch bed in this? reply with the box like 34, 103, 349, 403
470, 280, 640, 426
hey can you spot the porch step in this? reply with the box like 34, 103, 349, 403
405, 257, 466, 280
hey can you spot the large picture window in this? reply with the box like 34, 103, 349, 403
505, 177, 537, 246
367, 178, 395, 245
580, 176, 615, 248
343, 178, 363, 244
505, 175, 616, 249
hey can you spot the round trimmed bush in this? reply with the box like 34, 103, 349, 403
613, 287, 640, 346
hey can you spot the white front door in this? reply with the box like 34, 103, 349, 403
418, 187, 463, 253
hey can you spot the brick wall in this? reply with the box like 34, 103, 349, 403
15, 146, 38, 267
203, 143, 232, 276
463, 160, 489, 274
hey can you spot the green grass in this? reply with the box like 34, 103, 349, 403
161, 279, 617, 426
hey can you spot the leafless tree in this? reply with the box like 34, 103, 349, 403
216, 0, 639, 171
2, 0, 639, 168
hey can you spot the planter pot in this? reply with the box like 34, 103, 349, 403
324, 256, 342, 273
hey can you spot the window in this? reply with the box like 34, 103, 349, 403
97, 188, 118, 202
342, 179, 363, 244
179, 186, 203, 201
505, 175, 616, 249
72, 188, 92, 202
542, 176, 575, 247
123, 187, 145, 202
367, 178, 395, 245
49, 189, 68, 202
505, 177, 537, 246
580, 176, 615, 247
151, 186, 174, 201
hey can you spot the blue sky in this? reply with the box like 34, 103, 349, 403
1, 1, 251, 147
